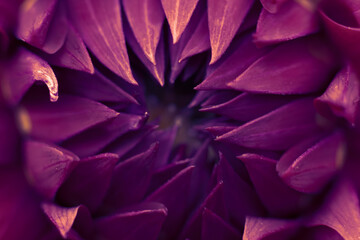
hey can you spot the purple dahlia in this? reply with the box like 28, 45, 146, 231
1, 0, 360, 239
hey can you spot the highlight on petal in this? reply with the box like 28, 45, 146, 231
207, 0, 254, 64
254, 0, 319, 46
228, 36, 338, 94
25, 140, 79, 199
277, 131, 346, 193
161, 0, 199, 44
315, 64, 360, 125
22, 95, 119, 142
216, 98, 320, 151
123, 0, 164, 65
3, 48, 58, 105
67, 0, 137, 84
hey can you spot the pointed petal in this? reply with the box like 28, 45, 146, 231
308, 180, 360, 239
254, 0, 319, 46
161, 0, 199, 43
146, 166, 195, 238
315, 65, 360, 125
67, 0, 136, 84
217, 98, 320, 151
239, 153, 310, 216
57, 153, 118, 212
201, 209, 241, 240
229, 36, 337, 94
243, 216, 299, 240
22, 95, 119, 142
208, 0, 254, 64
123, 0, 164, 64
277, 131, 346, 193
95, 202, 167, 240
103, 144, 158, 211
25, 140, 79, 199
46, 23, 94, 74
3, 48, 58, 105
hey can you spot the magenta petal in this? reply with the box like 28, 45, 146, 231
66, 0, 136, 84
42, 203, 92, 239
4, 48, 58, 105
25, 140, 79, 199
277, 131, 345, 193
217, 98, 320, 151
46, 23, 94, 74
16, 0, 57, 49
161, 0, 199, 44
103, 143, 158, 210
254, 0, 319, 46
239, 153, 310, 217
315, 65, 360, 125
57, 153, 119, 212
179, 12, 210, 62
196, 34, 269, 90
260, 0, 289, 13
146, 166, 195, 238
228, 36, 337, 94
201, 209, 242, 240
62, 113, 146, 157
207, 0, 254, 64
123, 0, 164, 64
95, 202, 167, 240
23, 95, 119, 142
308, 180, 360, 239
243, 216, 299, 240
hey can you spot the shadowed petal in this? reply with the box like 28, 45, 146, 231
260, 0, 288, 13
66, 0, 136, 84
22, 95, 119, 142
123, 0, 164, 64
0, 107, 19, 165
161, 0, 199, 44
217, 98, 320, 151
228, 36, 337, 94
95, 202, 167, 240
57, 153, 119, 212
207, 0, 254, 64
254, 0, 319, 46
25, 140, 79, 199
277, 132, 345, 193
3, 48, 58, 105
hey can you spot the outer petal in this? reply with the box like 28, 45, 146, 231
66, 0, 136, 84
25, 140, 79, 199
207, 0, 254, 64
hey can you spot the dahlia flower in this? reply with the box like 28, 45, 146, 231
1, 0, 360, 239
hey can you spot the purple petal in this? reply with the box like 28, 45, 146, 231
46, 23, 94, 74
0, 107, 19, 165
239, 153, 311, 217
308, 180, 360, 239
254, 0, 319, 46
22, 95, 119, 142
66, 0, 137, 84
25, 140, 79, 199
161, 0, 199, 44
4, 48, 58, 105
277, 131, 345, 193
207, 0, 254, 64
315, 65, 360, 125
216, 98, 320, 151
260, 0, 289, 13
57, 153, 119, 212
123, 0, 164, 64
103, 143, 158, 211
62, 112, 146, 157
195, 34, 269, 90
228, 36, 337, 94
146, 166, 195, 238
95, 202, 167, 240
243, 216, 299, 240
201, 209, 242, 240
